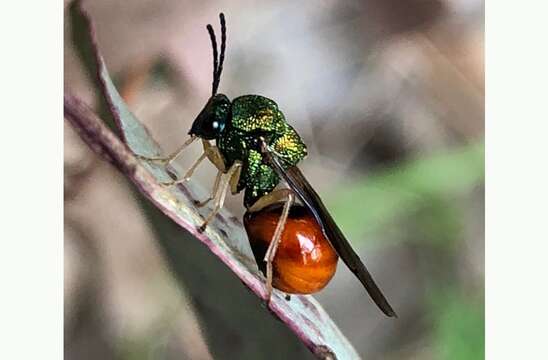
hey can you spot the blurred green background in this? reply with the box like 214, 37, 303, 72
64, 0, 484, 359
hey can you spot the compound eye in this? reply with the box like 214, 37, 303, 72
202, 117, 225, 139
250, 137, 261, 150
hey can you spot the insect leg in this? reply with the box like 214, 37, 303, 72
136, 136, 196, 164
248, 189, 293, 213
198, 161, 242, 232
229, 161, 242, 195
193, 140, 233, 207
161, 152, 207, 186
195, 170, 222, 208
248, 189, 295, 302
202, 139, 227, 173
163, 140, 227, 186
265, 192, 294, 301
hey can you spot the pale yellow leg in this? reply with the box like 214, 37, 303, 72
229, 162, 242, 195
248, 189, 295, 302
162, 152, 207, 186
248, 189, 294, 213
195, 170, 222, 208
136, 136, 196, 165
202, 139, 226, 172
161, 141, 227, 187
198, 161, 242, 232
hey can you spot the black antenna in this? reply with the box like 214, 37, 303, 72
216, 13, 227, 92
206, 23, 219, 96
206, 13, 227, 96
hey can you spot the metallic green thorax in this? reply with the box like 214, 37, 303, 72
217, 95, 307, 208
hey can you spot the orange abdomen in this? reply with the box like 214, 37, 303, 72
244, 204, 338, 294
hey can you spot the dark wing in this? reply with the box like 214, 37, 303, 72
262, 147, 397, 317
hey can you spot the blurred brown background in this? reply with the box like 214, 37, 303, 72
64, 0, 484, 359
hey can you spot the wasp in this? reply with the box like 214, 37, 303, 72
140, 13, 396, 317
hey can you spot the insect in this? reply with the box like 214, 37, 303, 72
139, 13, 396, 317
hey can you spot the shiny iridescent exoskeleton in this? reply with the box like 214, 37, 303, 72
220, 95, 307, 207
189, 93, 308, 208
182, 13, 396, 317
